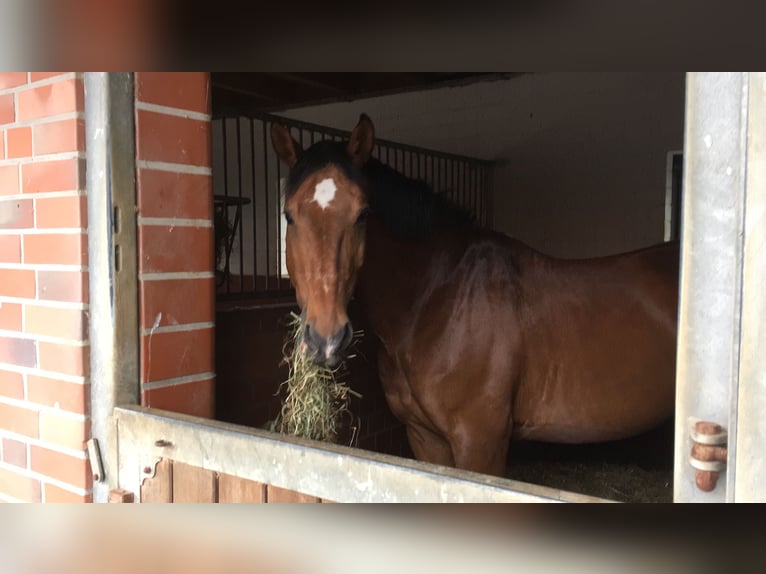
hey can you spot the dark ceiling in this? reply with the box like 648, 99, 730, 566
211, 73, 522, 117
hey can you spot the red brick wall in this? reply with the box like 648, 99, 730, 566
135, 73, 216, 417
0, 73, 91, 502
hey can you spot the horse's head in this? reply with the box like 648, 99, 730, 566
271, 114, 375, 367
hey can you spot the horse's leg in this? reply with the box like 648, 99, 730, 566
406, 422, 455, 468
449, 418, 512, 477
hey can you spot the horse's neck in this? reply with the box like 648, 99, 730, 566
354, 218, 458, 341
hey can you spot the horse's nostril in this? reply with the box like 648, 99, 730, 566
303, 322, 352, 365
303, 323, 319, 351
328, 322, 353, 355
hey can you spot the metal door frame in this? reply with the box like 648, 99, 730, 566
674, 72, 766, 502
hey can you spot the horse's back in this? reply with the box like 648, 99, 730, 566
510, 239, 680, 444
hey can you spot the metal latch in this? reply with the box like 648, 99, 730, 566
689, 420, 728, 492
87, 438, 106, 483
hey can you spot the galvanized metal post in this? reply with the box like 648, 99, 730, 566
85, 73, 140, 503
734, 73, 766, 502
674, 73, 749, 502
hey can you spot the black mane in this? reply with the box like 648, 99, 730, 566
285, 140, 475, 239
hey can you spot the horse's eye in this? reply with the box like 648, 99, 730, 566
356, 207, 370, 225
284, 211, 294, 225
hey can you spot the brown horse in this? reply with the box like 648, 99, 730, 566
271, 114, 679, 477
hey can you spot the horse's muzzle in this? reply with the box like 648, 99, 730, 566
303, 322, 353, 367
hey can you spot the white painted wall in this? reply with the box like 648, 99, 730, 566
280, 73, 686, 258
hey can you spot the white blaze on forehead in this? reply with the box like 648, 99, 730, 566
313, 177, 337, 209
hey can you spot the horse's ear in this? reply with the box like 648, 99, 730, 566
271, 123, 302, 168
347, 114, 375, 167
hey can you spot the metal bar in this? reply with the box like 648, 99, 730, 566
416, 151, 421, 181
263, 121, 270, 293
429, 155, 434, 189
276, 132, 283, 285
437, 158, 442, 193
486, 165, 495, 228
734, 72, 766, 502
113, 405, 608, 503
85, 72, 140, 503
674, 72, 749, 503
466, 163, 471, 214
472, 165, 478, 221
251, 118, 258, 295
222, 119, 231, 295
216, 289, 296, 303
448, 161, 457, 201
479, 167, 489, 225
236, 119, 244, 294
469, 165, 475, 219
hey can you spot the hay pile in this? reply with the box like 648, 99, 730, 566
272, 313, 361, 444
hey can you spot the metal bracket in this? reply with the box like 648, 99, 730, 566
689, 419, 728, 493
87, 438, 106, 483
139, 438, 175, 481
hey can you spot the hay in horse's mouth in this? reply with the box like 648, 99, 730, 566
272, 312, 361, 444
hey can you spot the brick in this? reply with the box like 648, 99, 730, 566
0, 335, 37, 368
7, 127, 32, 159
22, 159, 82, 193
0, 234, 21, 263
23, 233, 87, 265
38, 342, 89, 377
0, 164, 20, 195
30, 446, 90, 489
28, 376, 88, 414
136, 110, 211, 166
25, 305, 87, 341
44, 482, 92, 503
37, 270, 88, 303
141, 278, 214, 329
0, 402, 39, 438
0, 129, 5, 159
0, 269, 35, 298
141, 327, 213, 383
0, 301, 22, 330
0, 73, 27, 90
34, 118, 85, 155
0, 94, 13, 125
2, 438, 27, 467
0, 370, 24, 399
30, 73, 65, 83
0, 467, 41, 502
138, 225, 213, 273
0, 198, 34, 227
137, 169, 212, 219
40, 411, 89, 451
17, 79, 84, 122
34, 195, 87, 228
142, 377, 214, 418
136, 72, 210, 114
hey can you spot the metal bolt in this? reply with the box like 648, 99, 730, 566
154, 439, 172, 448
